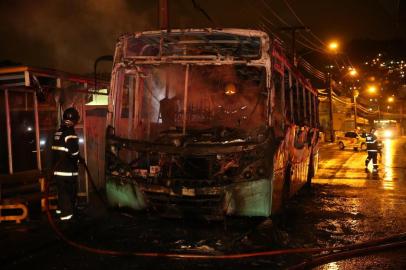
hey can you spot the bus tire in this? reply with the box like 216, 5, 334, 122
282, 165, 292, 205
306, 156, 314, 188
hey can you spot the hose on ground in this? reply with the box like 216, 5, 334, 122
288, 240, 406, 269
44, 161, 406, 263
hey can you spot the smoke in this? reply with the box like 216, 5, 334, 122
0, 0, 155, 74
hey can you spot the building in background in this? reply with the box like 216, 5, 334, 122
319, 91, 370, 141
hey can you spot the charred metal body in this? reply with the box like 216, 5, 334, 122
105, 29, 319, 218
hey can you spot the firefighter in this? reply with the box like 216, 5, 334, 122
365, 127, 378, 173
51, 107, 80, 220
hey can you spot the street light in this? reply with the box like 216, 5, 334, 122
388, 96, 394, 103
368, 85, 377, 94
349, 68, 358, 77
326, 40, 340, 142
366, 85, 381, 120
328, 41, 339, 52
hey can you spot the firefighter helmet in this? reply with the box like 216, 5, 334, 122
63, 107, 80, 124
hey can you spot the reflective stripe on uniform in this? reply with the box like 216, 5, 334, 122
51, 146, 69, 152
366, 140, 376, 144
65, 135, 78, 142
60, 214, 73, 220
367, 150, 378, 152
54, 171, 79, 176
71, 151, 79, 156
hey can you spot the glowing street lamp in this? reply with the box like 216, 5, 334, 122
387, 96, 394, 103
368, 85, 377, 94
349, 68, 358, 77
326, 39, 340, 142
328, 41, 339, 52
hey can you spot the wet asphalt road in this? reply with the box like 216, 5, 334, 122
309, 137, 406, 269
1, 137, 406, 269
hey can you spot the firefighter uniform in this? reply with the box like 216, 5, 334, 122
52, 108, 80, 220
365, 132, 378, 172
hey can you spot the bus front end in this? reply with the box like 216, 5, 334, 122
105, 29, 276, 218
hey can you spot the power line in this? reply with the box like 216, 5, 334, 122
251, 1, 331, 81
260, 0, 328, 54
265, 0, 358, 76
261, 0, 291, 26
295, 38, 326, 54
282, 0, 327, 47
262, 0, 328, 53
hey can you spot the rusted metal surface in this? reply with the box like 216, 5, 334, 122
105, 28, 319, 218
84, 107, 108, 188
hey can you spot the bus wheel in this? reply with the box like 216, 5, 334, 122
282, 165, 292, 205
306, 156, 314, 188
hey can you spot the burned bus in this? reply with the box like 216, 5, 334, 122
105, 29, 319, 218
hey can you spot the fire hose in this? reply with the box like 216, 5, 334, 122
44, 160, 406, 268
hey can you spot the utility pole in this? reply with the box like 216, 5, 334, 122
159, 0, 169, 30
353, 90, 359, 130
328, 73, 335, 142
279, 26, 309, 66
353, 96, 358, 129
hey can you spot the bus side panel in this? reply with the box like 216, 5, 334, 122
224, 178, 272, 217
271, 138, 289, 214
271, 167, 285, 214
106, 177, 146, 210
313, 149, 319, 176
291, 155, 309, 196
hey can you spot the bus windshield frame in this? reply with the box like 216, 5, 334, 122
122, 29, 269, 63
110, 29, 272, 146
113, 64, 269, 145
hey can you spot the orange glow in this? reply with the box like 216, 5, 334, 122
224, 83, 237, 96
328, 41, 339, 51
349, 69, 358, 77
382, 139, 394, 190
367, 85, 377, 94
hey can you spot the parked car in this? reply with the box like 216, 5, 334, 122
336, 131, 367, 151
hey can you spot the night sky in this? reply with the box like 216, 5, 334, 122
0, 0, 404, 74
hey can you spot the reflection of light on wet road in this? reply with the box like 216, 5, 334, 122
382, 139, 394, 190
321, 262, 340, 270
